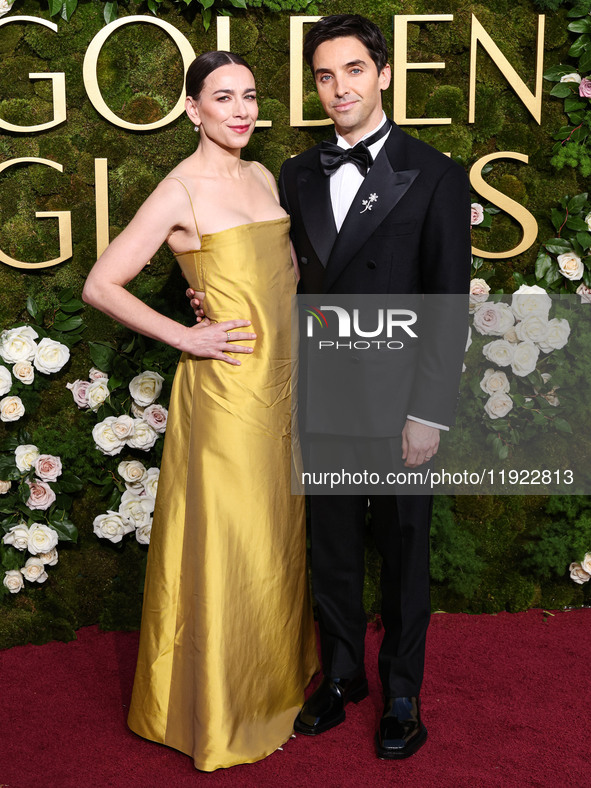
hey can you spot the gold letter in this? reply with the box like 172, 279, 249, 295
83, 16, 196, 131
469, 14, 545, 124
0, 17, 66, 133
469, 152, 538, 259
95, 158, 110, 259
0, 158, 72, 269
289, 15, 331, 127
393, 15, 453, 126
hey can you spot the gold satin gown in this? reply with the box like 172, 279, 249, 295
127, 179, 318, 772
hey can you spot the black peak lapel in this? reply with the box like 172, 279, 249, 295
323, 146, 420, 292
297, 161, 338, 267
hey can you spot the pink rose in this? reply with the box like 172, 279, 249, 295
578, 77, 591, 98
26, 480, 56, 511
143, 404, 168, 434
66, 379, 90, 408
576, 284, 591, 304
89, 367, 108, 381
471, 203, 484, 225
34, 454, 62, 482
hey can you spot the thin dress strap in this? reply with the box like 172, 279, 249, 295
253, 162, 276, 196
167, 176, 201, 244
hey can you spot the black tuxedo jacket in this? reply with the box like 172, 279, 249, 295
278, 122, 471, 433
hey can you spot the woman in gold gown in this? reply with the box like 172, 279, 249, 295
83, 51, 318, 771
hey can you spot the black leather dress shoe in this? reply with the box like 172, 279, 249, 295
294, 674, 369, 735
375, 696, 427, 759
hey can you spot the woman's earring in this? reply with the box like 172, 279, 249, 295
194, 125, 200, 132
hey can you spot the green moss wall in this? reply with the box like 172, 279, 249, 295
0, 0, 589, 648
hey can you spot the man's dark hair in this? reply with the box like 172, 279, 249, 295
186, 51, 254, 99
303, 14, 389, 76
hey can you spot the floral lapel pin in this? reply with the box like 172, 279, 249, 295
360, 193, 378, 214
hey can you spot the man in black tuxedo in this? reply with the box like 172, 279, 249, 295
278, 14, 471, 759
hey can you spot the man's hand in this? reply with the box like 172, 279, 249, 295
401, 420, 440, 468
186, 287, 206, 322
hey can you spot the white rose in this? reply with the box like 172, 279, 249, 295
503, 326, 519, 344
557, 252, 584, 281
585, 212, 591, 232
89, 367, 108, 381
143, 403, 168, 433
87, 379, 110, 411
93, 511, 135, 543
27, 523, 59, 555
136, 522, 152, 545
576, 283, 591, 304
143, 467, 159, 500
511, 285, 552, 320
0, 326, 38, 363
66, 379, 90, 409
92, 417, 125, 456
130, 401, 145, 419
126, 419, 158, 451
118, 460, 147, 488
3, 523, 30, 551
469, 278, 490, 313
581, 553, 591, 575
560, 73, 582, 83
514, 314, 550, 344
12, 360, 34, 385
0, 480, 11, 494
111, 415, 135, 441
0, 365, 11, 395
33, 337, 70, 374
20, 557, 48, 583
484, 391, 513, 420
129, 370, 164, 407
34, 454, 62, 482
15, 444, 39, 472
38, 547, 58, 566
510, 341, 540, 377
3, 569, 24, 594
0, 0, 16, 19
470, 203, 484, 225
119, 491, 153, 528
480, 368, 510, 395
482, 339, 514, 367
473, 302, 514, 336
26, 480, 57, 511
569, 561, 591, 584
537, 318, 571, 353
0, 395, 25, 422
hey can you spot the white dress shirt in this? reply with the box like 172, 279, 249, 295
328, 114, 448, 432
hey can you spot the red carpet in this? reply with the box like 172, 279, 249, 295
1, 610, 590, 788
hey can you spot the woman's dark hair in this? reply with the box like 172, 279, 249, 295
186, 51, 254, 99
303, 14, 389, 76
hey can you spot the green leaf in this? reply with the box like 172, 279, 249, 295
535, 252, 552, 280
563, 98, 586, 112
569, 34, 591, 58
58, 287, 75, 303
566, 217, 590, 232
513, 271, 526, 286
147, 0, 159, 13
545, 238, 572, 254
48, 517, 78, 542
580, 48, 591, 74
26, 297, 40, 322
89, 342, 117, 372
549, 83, 574, 98
584, 269, 591, 287
542, 266, 563, 287
554, 418, 573, 434
48, 0, 62, 16
104, 1, 118, 24
567, 193, 589, 213
567, 2, 591, 18
576, 232, 591, 250
201, 6, 212, 29
567, 19, 591, 34
551, 208, 565, 230
53, 315, 84, 332
543, 65, 578, 81
61, 0, 78, 22
229, 0, 247, 7
201, 0, 215, 8
57, 298, 85, 314
54, 472, 83, 493
107, 375, 124, 391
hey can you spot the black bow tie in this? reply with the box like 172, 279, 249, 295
318, 120, 392, 177
319, 140, 373, 177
